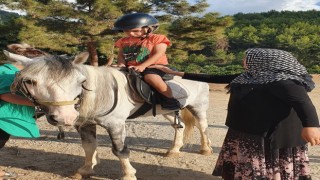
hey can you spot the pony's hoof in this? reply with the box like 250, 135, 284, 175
57, 132, 65, 140
199, 149, 212, 156
165, 151, 180, 157
69, 173, 82, 179
121, 175, 137, 180
70, 172, 92, 179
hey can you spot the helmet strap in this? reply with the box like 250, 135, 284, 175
140, 27, 152, 40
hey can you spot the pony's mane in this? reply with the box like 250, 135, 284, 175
20, 55, 77, 84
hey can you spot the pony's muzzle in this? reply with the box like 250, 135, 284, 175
47, 115, 60, 126
47, 114, 76, 126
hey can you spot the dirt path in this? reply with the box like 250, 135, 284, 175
1, 75, 320, 180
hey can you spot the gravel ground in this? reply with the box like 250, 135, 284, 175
1, 75, 320, 180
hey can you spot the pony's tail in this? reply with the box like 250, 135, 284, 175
181, 108, 195, 144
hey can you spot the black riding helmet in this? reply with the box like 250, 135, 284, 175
113, 13, 159, 32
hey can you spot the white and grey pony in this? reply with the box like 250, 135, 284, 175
5, 50, 211, 180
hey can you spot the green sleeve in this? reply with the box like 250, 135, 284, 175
0, 74, 15, 94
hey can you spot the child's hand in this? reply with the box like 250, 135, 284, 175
129, 65, 146, 73
112, 63, 126, 67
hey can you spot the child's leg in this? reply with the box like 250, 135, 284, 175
144, 74, 173, 98
0, 129, 10, 149
144, 72, 181, 110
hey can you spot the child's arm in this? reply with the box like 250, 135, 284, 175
0, 93, 34, 106
130, 43, 167, 72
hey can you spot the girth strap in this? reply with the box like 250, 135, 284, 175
127, 102, 152, 119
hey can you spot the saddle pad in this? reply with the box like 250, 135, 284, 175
167, 80, 190, 100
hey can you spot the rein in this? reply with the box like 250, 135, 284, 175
95, 75, 119, 117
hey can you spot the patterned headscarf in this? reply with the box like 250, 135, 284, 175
231, 48, 315, 92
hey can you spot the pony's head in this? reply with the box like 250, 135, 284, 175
5, 50, 89, 126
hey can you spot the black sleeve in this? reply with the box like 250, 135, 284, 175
182, 73, 240, 83
268, 80, 319, 127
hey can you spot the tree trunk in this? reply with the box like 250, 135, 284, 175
87, 41, 99, 66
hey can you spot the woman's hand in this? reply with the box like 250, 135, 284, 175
301, 127, 320, 146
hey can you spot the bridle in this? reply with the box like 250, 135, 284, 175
14, 73, 84, 118
13, 72, 119, 119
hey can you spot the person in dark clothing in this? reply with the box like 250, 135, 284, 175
150, 48, 320, 179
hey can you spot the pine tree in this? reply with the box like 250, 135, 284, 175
1, 0, 209, 66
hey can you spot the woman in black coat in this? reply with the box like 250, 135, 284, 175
150, 48, 320, 179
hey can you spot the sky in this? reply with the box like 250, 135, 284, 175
3, 0, 320, 16
194, 0, 320, 16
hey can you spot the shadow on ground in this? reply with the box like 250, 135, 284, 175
0, 147, 218, 180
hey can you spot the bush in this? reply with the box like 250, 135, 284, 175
308, 65, 320, 74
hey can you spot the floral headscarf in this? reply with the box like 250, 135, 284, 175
231, 48, 315, 92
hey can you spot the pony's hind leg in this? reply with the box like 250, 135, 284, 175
107, 123, 136, 180
72, 123, 99, 179
162, 113, 185, 157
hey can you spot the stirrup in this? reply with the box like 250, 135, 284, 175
171, 111, 183, 128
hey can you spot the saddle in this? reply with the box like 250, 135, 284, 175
122, 68, 174, 118
126, 68, 154, 104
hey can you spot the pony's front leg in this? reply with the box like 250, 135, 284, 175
72, 123, 99, 179
108, 123, 136, 180
162, 113, 185, 157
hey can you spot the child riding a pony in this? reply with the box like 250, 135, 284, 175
113, 13, 181, 111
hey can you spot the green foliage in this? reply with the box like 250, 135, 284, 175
0, 10, 21, 50
184, 63, 202, 73
0, 10, 19, 24
1, 3, 319, 74
227, 10, 320, 70
168, 12, 233, 67
211, 49, 235, 64
201, 64, 243, 75
308, 65, 320, 74
1, 0, 211, 65
187, 54, 206, 65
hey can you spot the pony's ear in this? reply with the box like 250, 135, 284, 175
73, 52, 89, 64
7, 43, 32, 51
3, 50, 33, 65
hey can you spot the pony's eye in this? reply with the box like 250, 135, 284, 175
81, 80, 91, 91
24, 79, 37, 85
